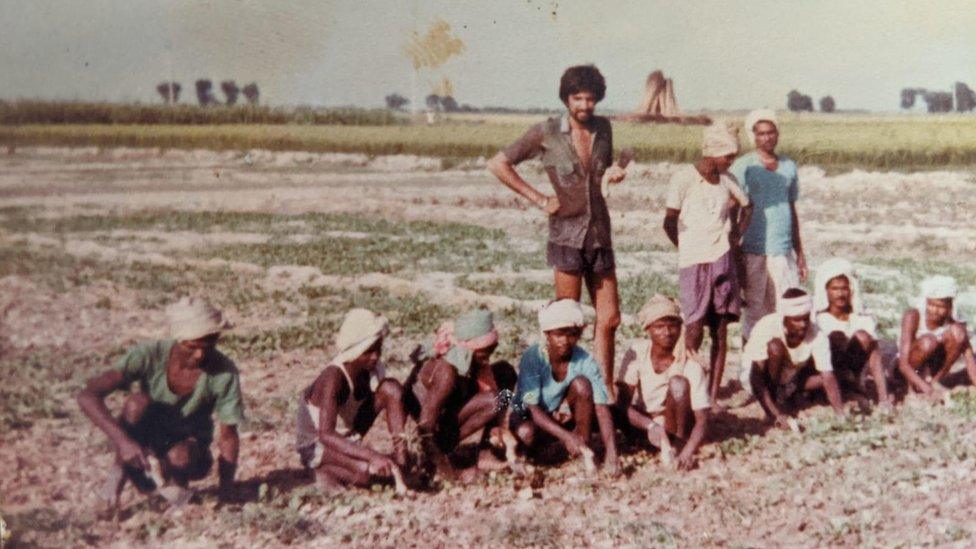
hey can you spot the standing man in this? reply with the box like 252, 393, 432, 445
664, 122, 752, 409
488, 64, 627, 395
78, 297, 243, 516
730, 109, 808, 341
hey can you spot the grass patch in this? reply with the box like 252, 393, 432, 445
0, 353, 95, 430
4, 112, 976, 171
456, 275, 551, 301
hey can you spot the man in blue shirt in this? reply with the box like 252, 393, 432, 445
730, 109, 808, 341
511, 299, 620, 476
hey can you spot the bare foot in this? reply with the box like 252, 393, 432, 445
476, 449, 508, 472
314, 469, 343, 495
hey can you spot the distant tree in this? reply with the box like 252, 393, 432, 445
242, 83, 260, 105
954, 82, 976, 112
440, 95, 459, 112
922, 91, 953, 113
425, 94, 441, 111
221, 80, 240, 105
195, 79, 216, 106
384, 93, 409, 111
900, 88, 917, 109
156, 82, 181, 104
786, 90, 813, 112
819, 95, 836, 113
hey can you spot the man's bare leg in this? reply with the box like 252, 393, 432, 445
565, 376, 597, 471
708, 317, 730, 409
99, 393, 151, 519
584, 271, 621, 396
907, 334, 942, 391
933, 323, 969, 384
371, 379, 408, 467
663, 376, 693, 440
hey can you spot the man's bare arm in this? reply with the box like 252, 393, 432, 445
594, 404, 619, 472
77, 369, 148, 469
820, 372, 845, 415
315, 370, 390, 463
487, 152, 559, 214
663, 208, 680, 248
789, 202, 807, 281
676, 410, 708, 470
750, 364, 788, 423
217, 423, 239, 494
527, 404, 583, 454
897, 309, 932, 394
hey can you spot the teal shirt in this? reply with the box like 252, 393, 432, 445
514, 343, 609, 413
729, 152, 799, 255
114, 340, 245, 441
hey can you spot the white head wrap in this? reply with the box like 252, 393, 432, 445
167, 297, 231, 341
744, 108, 778, 147
333, 308, 389, 365
813, 258, 863, 314
538, 299, 586, 332
778, 293, 813, 318
918, 275, 958, 316
702, 122, 740, 157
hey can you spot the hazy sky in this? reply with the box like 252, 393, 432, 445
1, 0, 974, 112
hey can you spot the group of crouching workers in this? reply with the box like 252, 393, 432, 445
78, 64, 976, 512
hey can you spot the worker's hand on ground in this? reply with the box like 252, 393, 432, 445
927, 383, 947, 403
368, 455, 396, 477
603, 456, 621, 478
539, 195, 560, 215
117, 438, 149, 470
563, 434, 586, 457
773, 414, 793, 431
676, 451, 696, 471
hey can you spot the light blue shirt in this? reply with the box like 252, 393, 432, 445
729, 152, 799, 255
514, 343, 609, 413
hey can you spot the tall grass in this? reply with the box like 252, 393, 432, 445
1, 106, 975, 171
0, 100, 402, 126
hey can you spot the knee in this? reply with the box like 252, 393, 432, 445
767, 338, 787, 362
916, 333, 940, 355
166, 440, 194, 471
947, 323, 969, 347
827, 331, 849, 351
121, 392, 151, 425
852, 330, 876, 352
596, 309, 621, 333
515, 421, 535, 445
568, 376, 594, 399
376, 379, 403, 403
668, 375, 690, 401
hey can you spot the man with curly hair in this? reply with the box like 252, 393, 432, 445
488, 65, 628, 396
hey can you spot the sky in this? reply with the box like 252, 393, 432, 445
1, 0, 974, 112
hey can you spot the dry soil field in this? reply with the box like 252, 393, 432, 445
2, 146, 976, 547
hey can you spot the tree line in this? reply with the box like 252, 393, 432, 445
156, 80, 260, 106
900, 82, 975, 113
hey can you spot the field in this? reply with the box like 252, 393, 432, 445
2, 144, 976, 547
3, 107, 976, 172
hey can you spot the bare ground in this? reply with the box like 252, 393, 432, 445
2, 147, 976, 547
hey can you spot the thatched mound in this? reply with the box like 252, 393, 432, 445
616, 70, 711, 125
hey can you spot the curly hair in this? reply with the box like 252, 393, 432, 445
559, 65, 606, 103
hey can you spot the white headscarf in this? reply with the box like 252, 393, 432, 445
778, 293, 813, 318
702, 122, 740, 157
538, 299, 586, 332
167, 297, 231, 341
813, 258, 863, 314
333, 308, 389, 365
918, 275, 958, 317
744, 109, 778, 147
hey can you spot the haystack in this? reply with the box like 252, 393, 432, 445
620, 70, 711, 125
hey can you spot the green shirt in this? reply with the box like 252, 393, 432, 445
114, 340, 245, 441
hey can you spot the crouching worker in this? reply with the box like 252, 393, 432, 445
739, 288, 844, 429
813, 258, 892, 408
405, 308, 516, 481
510, 299, 620, 476
898, 275, 976, 401
616, 295, 710, 470
78, 297, 243, 517
295, 309, 409, 493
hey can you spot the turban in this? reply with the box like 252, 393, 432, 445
538, 299, 586, 332
637, 294, 682, 328
333, 308, 389, 365
429, 309, 499, 375
918, 275, 958, 316
813, 258, 863, 314
778, 293, 813, 318
702, 122, 740, 157
167, 297, 231, 341
744, 109, 778, 147
637, 294, 687, 363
